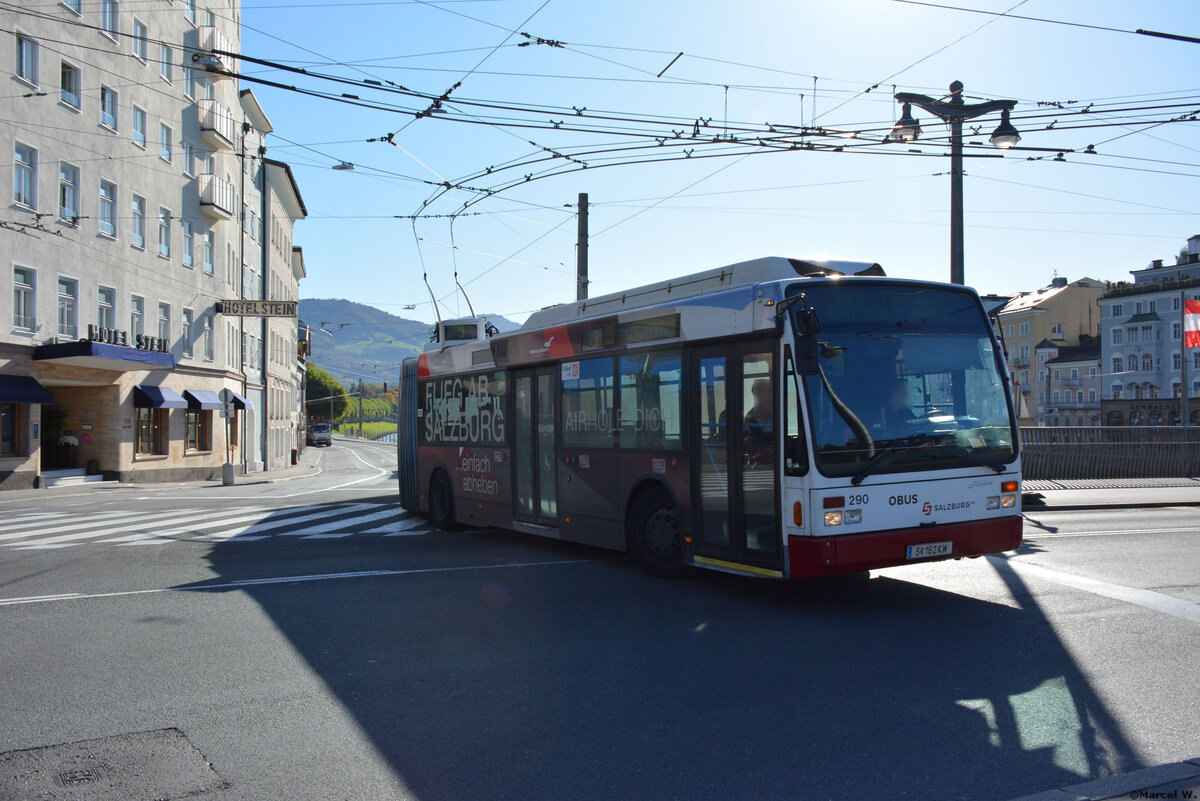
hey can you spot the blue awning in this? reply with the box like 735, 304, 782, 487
0, 374, 54, 404
133, 386, 188, 409
227, 391, 253, 410
34, 340, 176, 371
184, 389, 223, 410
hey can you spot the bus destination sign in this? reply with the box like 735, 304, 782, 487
217, 300, 298, 317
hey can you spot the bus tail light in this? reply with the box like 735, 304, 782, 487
793, 502, 802, 526
823, 496, 844, 509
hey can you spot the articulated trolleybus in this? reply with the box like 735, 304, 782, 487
398, 257, 1021, 579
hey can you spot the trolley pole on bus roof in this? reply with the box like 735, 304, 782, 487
576, 192, 589, 301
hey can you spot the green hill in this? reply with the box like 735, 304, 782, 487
299, 299, 518, 387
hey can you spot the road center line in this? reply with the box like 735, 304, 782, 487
0, 558, 606, 608
279, 442, 389, 498
987, 556, 1200, 625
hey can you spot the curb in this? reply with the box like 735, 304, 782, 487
1004, 757, 1200, 801
1027, 500, 1200, 512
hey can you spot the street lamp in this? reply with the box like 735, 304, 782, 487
893, 81, 1020, 286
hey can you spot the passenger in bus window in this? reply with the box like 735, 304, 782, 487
745, 378, 774, 464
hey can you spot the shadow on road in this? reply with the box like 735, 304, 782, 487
175, 524, 1141, 801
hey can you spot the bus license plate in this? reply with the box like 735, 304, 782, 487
907, 541, 952, 559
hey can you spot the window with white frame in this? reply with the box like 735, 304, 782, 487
157, 207, 171, 257
1142, 354, 1153, 371
132, 18, 147, 60
1019, 344, 1029, 360
159, 44, 173, 82
57, 277, 77, 337
98, 286, 115, 329
131, 194, 146, 247
13, 143, 37, 208
1019, 322, 1030, 336
1070, 367, 1079, 381
130, 295, 144, 337
1127, 327, 1137, 342
62, 0, 81, 12
1127, 355, 1137, 371
1112, 303, 1122, 317
131, 106, 146, 147
100, 85, 118, 129
16, 35, 38, 85
181, 219, 194, 266
1148, 300, 1156, 313
182, 309, 193, 357
1173, 352, 1182, 370
101, 0, 119, 39
12, 267, 35, 330
1173, 297, 1181, 311
1051, 322, 1063, 338
1088, 388, 1096, 402
185, 0, 197, 23
1112, 328, 1123, 344
1052, 368, 1061, 381
58, 163, 79, 222
182, 140, 194, 176
203, 230, 214, 274
159, 123, 172, 161
99, 179, 116, 236
1172, 322, 1181, 340
157, 302, 170, 341
60, 61, 81, 108
1089, 366, 1096, 379
203, 314, 213, 360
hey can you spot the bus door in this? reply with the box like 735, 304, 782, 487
513, 366, 558, 525
690, 340, 782, 570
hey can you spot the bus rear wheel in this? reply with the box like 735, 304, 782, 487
429, 471, 457, 529
627, 488, 693, 578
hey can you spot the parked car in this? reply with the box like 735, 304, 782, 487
309, 423, 333, 447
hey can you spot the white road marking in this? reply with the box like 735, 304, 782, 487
1023, 525, 1199, 539
380, 517, 432, 536
0, 509, 153, 542
988, 556, 1200, 625
279, 443, 389, 498
0, 559, 607, 608
194, 502, 381, 541
291, 507, 407, 538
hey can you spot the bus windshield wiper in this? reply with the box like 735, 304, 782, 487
953, 453, 1007, 473
850, 434, 932, 486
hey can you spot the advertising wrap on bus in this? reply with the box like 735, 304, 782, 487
398, 256, 1023, 581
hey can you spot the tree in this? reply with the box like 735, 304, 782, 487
305, 365, 347, 422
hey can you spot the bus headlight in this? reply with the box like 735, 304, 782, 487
843, 509, 862, 524
1001, 494, 1017, 508
986, 496, 1000, 510
823, 511, 842, 526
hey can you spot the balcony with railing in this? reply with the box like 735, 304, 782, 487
199, 99, 236, 149
199, 174, 236, 220
193, 26, 234, 78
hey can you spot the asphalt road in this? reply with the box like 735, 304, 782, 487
0, 440, 1197, 801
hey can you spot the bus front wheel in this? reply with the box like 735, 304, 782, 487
627, 488, 693, 578
429, 472, 457, 529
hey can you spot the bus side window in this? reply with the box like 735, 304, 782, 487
784, 351, 809, 476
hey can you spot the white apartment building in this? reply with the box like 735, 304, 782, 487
1098, 235, 1200, 427
0, 1, 307, 489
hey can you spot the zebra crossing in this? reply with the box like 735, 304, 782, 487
0, 502, 440, 550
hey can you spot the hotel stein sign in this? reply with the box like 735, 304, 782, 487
217, 300, 299, 318
87, 324, 169, 353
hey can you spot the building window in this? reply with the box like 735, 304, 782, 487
130, 295, 144, 337
1111, 357, 1121, 375
1195, 352, 1200, 370
58, 163, 79, 222
1135, 302, 1142, 315
1148, 300, 1156, 313
185, 411, 210, 451
1, 403, 20, 455
202, 230, 214, 274
131, 194, 146, 247
159, 44, 173, 82
157, 207, 171, 257
1052, 368, 1060, 381
1019, 344, 1029, 360
1142, 354, 1153, 371
1019, 322, 1030, 336
1089, 367, 1096, 379
1173, 353, 1182, 370
98, 180, 116, 236
1172, 297, 1180, 311
1172, 322, 1181, 341
159, 123, 172, 161
1111, 328, 1122, 344
1051, 323, 1063, 339
12, 267, 35, 330
1051, 389, 1060, 403
101, 0, 119, 38
60, 61, 80, 108
185, 0, 197, 23
182, 140, 194, 176
157, 302, 170, 341
1127, 327, 1137, 342
1069, 368, 1078, 381
132, 18, 148, 60
181, 219, 194, 266
1142, 324, 1153, 341
203, 314, 214, 360
16, 35, 38, 85
99, 85, 118, 129
13, 143, 36, 209
1127, 355, 1137, 372
182, 309, 193, 357
98, 286, 115, 329
1112, 303, 1123, 317
135, 408, 164, 455
1111, 385, 1122, 400
57, 276, 77, 337
131, 106, 146, 147
1088, 388, 1097, 402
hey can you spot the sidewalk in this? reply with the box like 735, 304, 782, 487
1023, 477, 1200, 510
1006, 757, 1200, 801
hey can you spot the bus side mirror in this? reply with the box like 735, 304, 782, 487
791, 298, 821, 375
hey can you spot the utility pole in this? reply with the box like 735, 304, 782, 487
358, 380, 364, 438
576, 192, 588, 301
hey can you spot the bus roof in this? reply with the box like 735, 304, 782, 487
522, 256, 884, 330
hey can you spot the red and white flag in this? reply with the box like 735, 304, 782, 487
1186, 298, 1200, 349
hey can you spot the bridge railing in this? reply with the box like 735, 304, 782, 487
1019, 426, 1200, 479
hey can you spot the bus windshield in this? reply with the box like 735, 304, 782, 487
788, 282, 1017, 480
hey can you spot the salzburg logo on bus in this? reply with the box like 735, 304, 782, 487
922, 502, 933, 516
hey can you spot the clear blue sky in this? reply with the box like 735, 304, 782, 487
238, 0, 1200, 323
